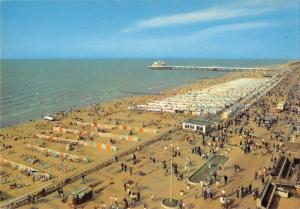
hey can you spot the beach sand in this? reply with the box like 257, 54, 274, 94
1, 62, 300, 209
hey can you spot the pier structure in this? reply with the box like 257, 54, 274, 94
149, 65, 261, 72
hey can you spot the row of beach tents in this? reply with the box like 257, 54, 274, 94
0, 157, 51, 181
26, 144, 89, 164
137, 78, 273, 115
36, 134, 117, 152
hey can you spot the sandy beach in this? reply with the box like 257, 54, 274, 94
1, 62, 300, 209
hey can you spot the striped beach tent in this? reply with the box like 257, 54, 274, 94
52, 127, 139, 142
36, 134, 117, 152
75, 121, 157, 134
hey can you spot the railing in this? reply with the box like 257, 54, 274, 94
273, 156, 286, 177
257, 180, 277, 209
151, 65, 260, 72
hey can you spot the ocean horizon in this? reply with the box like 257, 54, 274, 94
0, 58, 292, 128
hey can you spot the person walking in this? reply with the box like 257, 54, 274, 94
203, 189, 207, 200
240, 186, 244, 198
137, 191, 141, 201
187, 184, 190, 192
236, 187, 240, 198
81, 172, 86, 183
150, 193, 155, 201
248, 184, 252, 193
194, 188, 198, 199
224, 175, 228, 185
123, 198, 128, 208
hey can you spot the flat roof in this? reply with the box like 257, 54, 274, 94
183, 118, 221, 126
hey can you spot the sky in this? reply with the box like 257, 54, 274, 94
1, 0, 299, 59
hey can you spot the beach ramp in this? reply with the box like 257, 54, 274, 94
188, 154, 228, 185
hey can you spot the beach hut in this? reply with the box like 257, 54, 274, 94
182, 118, 221, 133
69, 187, 93, 205
276, 101, 286, 112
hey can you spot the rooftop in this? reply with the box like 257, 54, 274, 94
183, 117, 222, 126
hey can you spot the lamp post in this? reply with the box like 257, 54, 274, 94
162, 144, 180, 208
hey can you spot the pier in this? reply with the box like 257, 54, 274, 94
149, 65, 261, 72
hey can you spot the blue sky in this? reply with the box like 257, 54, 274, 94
1, 0, 299, 59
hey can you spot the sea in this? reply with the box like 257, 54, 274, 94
0, 58, 291, 128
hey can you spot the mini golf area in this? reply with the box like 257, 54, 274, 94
188, 154, 228, 185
